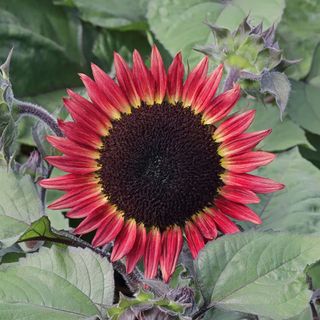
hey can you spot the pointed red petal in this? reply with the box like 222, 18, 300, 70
206, 207, 240, 234
151, 45, 167, 104
80, 73, 120, 120
182, 56, 208, 106
111, 219, 137, 262
192, 212, 218, 240
92, 211, 124, 247
66, 196, 106, 219
144, 227, 161, 279
74, 208, 110, 235
48, 186, 100, 210
132, 50, 155, 105
63, 96, 109, 135
67, 89, 111, 130
126, 224, 147, 274
91, 63, 130, 114
213, 110, 256, 143
39, 174, 96, 191
219, 185, 260, 204
222, 172, 284, 194
185, 221, 205, 259
193, 64, 223, 113
114, 52, 141, 108
203, 84, 241, 124
45, 155, 98, 175
57, 119, 103, 149
167, 52, 184, 104
219, 129, 272, 156
222, 151, 276, 173
216, 197, 262, 224
47, 136, 99, 159
160, 226, 183, 283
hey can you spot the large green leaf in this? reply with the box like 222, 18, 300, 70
0, 245, 114, 319
195, 231, 318, 319
235, 99, 310, 151
0, 168, 41, 248
249, 148, 320, 234
147, 0, 284, 67
0, 0, 84, 96
287, 81, 320, 136
56, 0, 149, 30
277, 0, 320, 80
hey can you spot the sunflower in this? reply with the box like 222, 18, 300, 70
39, 46, 284, 282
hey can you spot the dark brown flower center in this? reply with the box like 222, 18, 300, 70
97, 102, 224, 229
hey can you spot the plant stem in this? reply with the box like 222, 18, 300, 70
223, 68, 240, 92
14, 98, 63, 137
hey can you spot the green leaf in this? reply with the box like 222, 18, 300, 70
250, 148, 320, 234
0, 0, 84, 96
306, 43, 320, 88
58, 0, 148, 30
287, 80, 320, 135
260, 71, 291, 116
0, 245, 114, 319
147, 0, 284, 67
0, 168, 41, 248
203, 308, 250, 320
277, 0, 320, 80
195, 231, 318, 319
235, 99, 310, 151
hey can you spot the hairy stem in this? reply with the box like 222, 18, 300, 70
14, 98, 63, 137
223, 68, 240, 92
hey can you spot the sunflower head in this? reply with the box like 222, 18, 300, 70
40, 46, 284, 282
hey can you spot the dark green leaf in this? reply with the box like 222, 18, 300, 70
0, 245, 114, 319
196, 231, 318, 319
287, 81, 320, 135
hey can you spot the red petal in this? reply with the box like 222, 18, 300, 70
45, 155, 98, 175
216, 197, 262, 224
182, 57, 208, 106
111, 219, 137, 262
193, 64, 223, 113
160, 226, 183, 283
47, 136, 99, 159
66, 196, 106, 219
218, 129, 272, 156
91, 63, 130, 114
206, 207, 239, 234
132, 50, 155, 105
203, 84, 241, 124
48, 186, 100, 210
63, 96, 109, 135
185, 221, 205, 259
80, 73, 120, 120
114, 52, 141, 108
57, 119, 103, 149
219, 185, 260, 204
74, 207, 111, 234
222, 172, 284, 194
126, 224, 147, 274
38, 174, 96, 191
151, 45, 167, 104
92, 211, 124, 247
222, 151, 276, 173
144, 227, 161, 279
167, 52, 184, 104
67, 89, 111, 130
192, 212, 218, 240
213, 110, 256, 143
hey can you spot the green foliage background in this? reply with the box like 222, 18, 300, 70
1, 0, 320, 319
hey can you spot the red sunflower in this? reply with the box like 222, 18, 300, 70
39, 46, 284, 282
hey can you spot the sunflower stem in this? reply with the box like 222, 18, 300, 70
223, 68, 240, 92
14, 98, 63, 137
